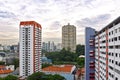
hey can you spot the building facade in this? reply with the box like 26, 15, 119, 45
85, 17, 120, 80
56, 43, 62, 51
62, 23, 76, 53
85, 27, 96, 80
42, 41, 55, 52
19, 21, 42, 77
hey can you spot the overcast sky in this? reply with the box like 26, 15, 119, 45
0, 0, 120, 45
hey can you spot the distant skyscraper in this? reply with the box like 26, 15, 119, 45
50, 41, 55, 52
56, 43, 62, 51
19, 21, 42, 77
42, 41, 56, 52
62, 23, 76, 52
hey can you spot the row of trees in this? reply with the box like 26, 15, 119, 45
0, 72, 66, 80
0, 75, 18, 80
27, 72, 65, 80
45, 44, 85, 67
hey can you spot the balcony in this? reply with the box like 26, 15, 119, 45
89, 50, 94, 53
89, 61, 95, 65
89, 39, 95, 46
89, 50, 95, 58
90, 54, 94, 57
90, 73, 95, 76
89, 65, 95, 69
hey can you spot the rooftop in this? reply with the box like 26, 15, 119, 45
20, 21, 42, 29
42, 65, 74, 73
0, 65, 13, 74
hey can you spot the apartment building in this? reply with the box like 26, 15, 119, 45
85, 27, 96, 80
62, 23, 76, 52
19, 21, 42, 77
85, 17, 120, 80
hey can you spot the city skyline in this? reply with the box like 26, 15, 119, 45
0, 0, 120, 44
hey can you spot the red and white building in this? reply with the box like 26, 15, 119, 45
85, 17, 120, 80
19, 21, 42, 77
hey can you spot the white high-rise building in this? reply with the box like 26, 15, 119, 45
19, 21, 42, 77
85, 17, 120, 80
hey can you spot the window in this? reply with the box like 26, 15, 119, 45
114, 37, 117, 41
112, 53, 114, 56
112, 60, 114, 63
115, 29, 117, 33
119, 36, 120, 40
109, 32, 111, 35
116, 53, 118, 57
112, 38, 114, 42
119, 27, 120, 32
116, 77, 118, 80
116, 61, 118, 65
109, 46, 113, 49
112, 31, 113, 34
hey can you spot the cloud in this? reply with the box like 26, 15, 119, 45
76, 14, 111, 29
77, 34, 85, 44
48, 21, 62, 30
0, 32, 18, 39
0, 0, 120, 44
0, 11, 16, 18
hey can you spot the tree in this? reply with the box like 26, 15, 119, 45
42, 63, 52, 68
4, 75, 18, 80
45, 48, 78, 65
52, 74, 66, 80
0, 77, 3, 80
0, 61, 5, 65
13, 58, 19, 69
6, 58, 19, 69
76, 44, 84, 56
27, 72, 66, 80
76, 57, 85, 68
27, 72, 45, 80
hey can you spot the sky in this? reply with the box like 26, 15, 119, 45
0, 0, 120, 45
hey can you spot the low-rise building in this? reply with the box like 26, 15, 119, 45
42, 65, 76, 80
0, 65, 14, 77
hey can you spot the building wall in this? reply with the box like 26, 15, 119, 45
95, 21, 120, 80
85, 17, 120, 80
85, 27, 95, 80
19, 21, 42, 77
62, 23, 76, 53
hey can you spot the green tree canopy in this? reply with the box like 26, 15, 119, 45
27, 72, 45, 80
0, 61, 5, 65
76, 57, 85, 68
27, 72, 66, 80
3, 75, 18, 80
45, 44, 85, 67
76, 44, 84, 56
